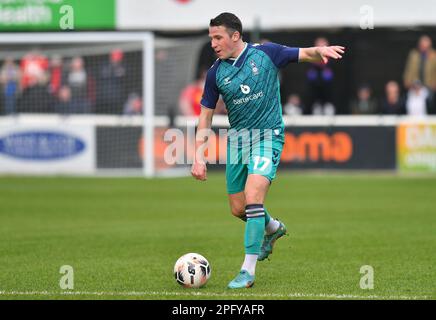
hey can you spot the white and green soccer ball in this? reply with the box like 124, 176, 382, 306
174, 253, 211, 288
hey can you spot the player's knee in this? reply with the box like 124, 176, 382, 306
230, 205, 245, 218
244, 192, 264, 205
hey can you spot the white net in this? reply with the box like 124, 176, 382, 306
0, 42, 142, 115
0, 33, 208, 176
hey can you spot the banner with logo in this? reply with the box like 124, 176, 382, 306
0, 0, 115, 31
95, 125, 397, 172
117, 0, 436, 30
397, 123, 436, 172
0, 124, 95, 174
279, 126, 396, 169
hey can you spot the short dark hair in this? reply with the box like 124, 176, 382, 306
210, 12, 242, 37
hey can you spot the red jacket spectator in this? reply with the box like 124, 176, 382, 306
20, 50, 49, 89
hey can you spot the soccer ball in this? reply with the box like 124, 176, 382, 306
174, 253, 211, 288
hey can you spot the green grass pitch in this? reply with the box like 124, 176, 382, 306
0, 173, 434, 300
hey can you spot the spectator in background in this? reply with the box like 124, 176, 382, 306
123, 92, 142, 115
350, 84, 378, 115
54, 85, 91, 115
403, 35, 436, 92
381, 81, 406, 115
97, 48, 126, 114
48, 55, 65, 97
54, 85, 74, 114
67, 57, 87, 99
67, 56, 90, 113
18, 49, 51, 113
20, 49, 49, 91
406, 80, 430, 116
0, 57, 21, 115
17, 76, 52, 113
306, 37, 335, 115
178, 69, 207, 116
283, 94, 304, 116
404, 35, 436, 114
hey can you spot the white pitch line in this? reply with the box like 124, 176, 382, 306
0, 291, 431, 300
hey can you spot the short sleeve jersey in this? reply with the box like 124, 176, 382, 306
200, 42, 299, 131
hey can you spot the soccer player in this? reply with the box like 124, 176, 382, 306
191, 12, 345, 289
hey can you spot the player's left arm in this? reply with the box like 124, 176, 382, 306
298, 46, 345, 64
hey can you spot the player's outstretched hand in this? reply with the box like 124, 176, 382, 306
191, 162, 207, 181
318, 46, 345, 64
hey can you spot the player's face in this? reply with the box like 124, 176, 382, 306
209, 26, 240, 60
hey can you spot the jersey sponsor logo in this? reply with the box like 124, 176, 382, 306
233, 91, 264, 105
240, 84, 251, 94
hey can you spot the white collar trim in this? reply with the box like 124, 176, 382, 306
232, 42, 248, 66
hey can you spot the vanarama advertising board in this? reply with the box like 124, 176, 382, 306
397, 122, 436, 173
0, 0, 115, 31
279, 126, 396, 170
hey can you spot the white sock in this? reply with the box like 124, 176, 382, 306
265, 218, 280, 235
241, 254, 258, 276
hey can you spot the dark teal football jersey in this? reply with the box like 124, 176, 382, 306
201, 42, 299, 131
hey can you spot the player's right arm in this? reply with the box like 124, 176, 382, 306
191, 106, 215, 181
191, 61, 220, 181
